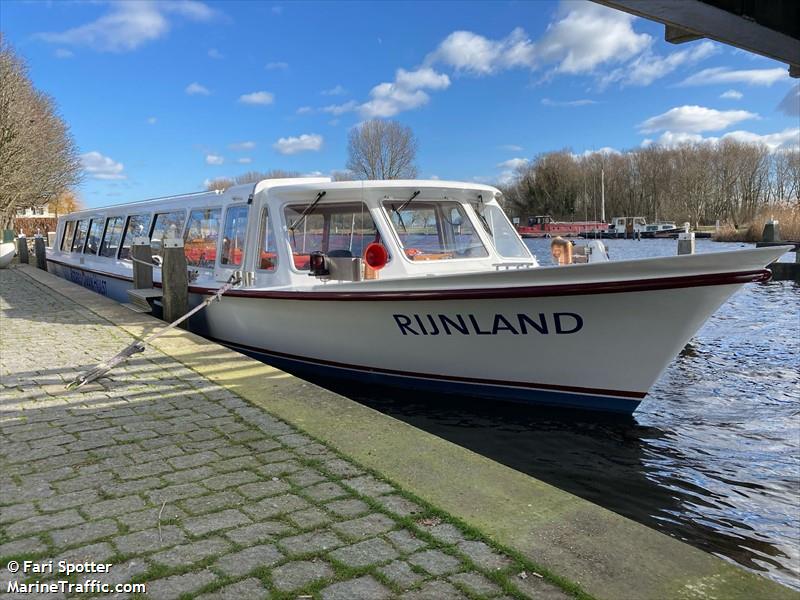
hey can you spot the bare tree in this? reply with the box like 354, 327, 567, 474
205, 169, 302, 191
0, 37, 81, 229
346, 120, 418, 180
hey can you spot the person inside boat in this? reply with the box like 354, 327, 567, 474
550, 237, 573, 265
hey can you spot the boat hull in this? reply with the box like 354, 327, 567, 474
47, 251, 781, 414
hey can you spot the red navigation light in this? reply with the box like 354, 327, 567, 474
364, 243, 389, 270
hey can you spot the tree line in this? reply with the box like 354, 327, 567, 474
0, 37, 81, 230
502, 142, 800, 227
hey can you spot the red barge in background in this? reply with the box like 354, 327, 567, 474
516, 215, 609, 238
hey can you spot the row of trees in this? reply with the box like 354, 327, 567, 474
502, 142, 800, 227
0, 37, 82, 230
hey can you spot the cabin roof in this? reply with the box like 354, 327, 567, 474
60, 178, 501, 219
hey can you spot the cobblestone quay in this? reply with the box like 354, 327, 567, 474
0, 266, 572, 599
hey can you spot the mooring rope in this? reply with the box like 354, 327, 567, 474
66, 272, 242, 390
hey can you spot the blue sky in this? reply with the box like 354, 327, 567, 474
2, 0, 798, 208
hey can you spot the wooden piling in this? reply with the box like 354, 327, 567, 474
132, 237, 153, 289
17, 236, 29, 264
34, 236, 47, 271
161, 237, 188, 324
762, 220, 781, 243
678, 232, 695, 255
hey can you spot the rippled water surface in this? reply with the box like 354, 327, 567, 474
313, 239, 800, 590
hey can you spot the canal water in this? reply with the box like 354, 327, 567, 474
320, 239, 800, 590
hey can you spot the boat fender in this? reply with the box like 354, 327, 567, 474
365, 243, 389, 270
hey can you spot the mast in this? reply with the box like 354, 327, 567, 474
600, 168, 606, 223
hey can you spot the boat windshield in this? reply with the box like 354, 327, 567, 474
284, 201, 381, 270
472, 202, 530, 258
383, 200, 488, 260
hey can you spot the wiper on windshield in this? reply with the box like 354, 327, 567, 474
289, 191, 326, 232
390, 204, 407, 233
396, 190, 420, 212
475, 194, 492, 237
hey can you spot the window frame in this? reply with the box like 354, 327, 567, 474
219, 204, 250, 268
71, 219, 89, 253
149, 210, 187, 259
183, 206, 222, 270
283, 200, 384, 273
118, 213, 152, 260
60, 221, 76, 252
256, 206, 279, 272
98, 215, 125, 258
381, 200, 489, 263
83, 218, 105, 255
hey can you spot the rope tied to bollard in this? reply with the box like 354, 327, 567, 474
66, 272, 242, 390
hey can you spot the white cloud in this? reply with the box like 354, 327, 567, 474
536, 2, 651, 74
497, 158, 529, 170
579, 146, 621, 157
322, 85, 347, 96
322, 100, 358, 116
208, 48, 223, 59
497, 170, 520, 186
81, 151, 126, 180
429, 175, 440, 180
265, 61, 289, 70
239, 91, 274, 105
639, 105, 758, 133
427, 27, 535, 75
229, 141, 255, 151
777, 85, 799, 117
303, 170, 324, 177
541, 98, 597, 107
680, 67, 789, 87
600, 40, 717, 87
720, 89, 743, 100
296, 106, 313, 115
54, 48, 73, 59
722, 128, 799, 152
499, 144, 523, 152
644, 127, 799, 153
236, 157, 253, 164
273, 133, 323, 155
186, 82, 210, 95
205, 154, 224, 165
146, 116, 157, 125
36, 1, 218, 53
359, 67, 450, 118
395, 67, 450, 90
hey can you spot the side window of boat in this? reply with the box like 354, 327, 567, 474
71, 220, 89, 252
99, 216, 124, 258
61, 221, 76, 252
150, 211, 186, 260
119, 214, 152, 260
220, 205, 249, 266
258, 207, 278, 271
184, 208, 221, 269
84, 219, 105, 255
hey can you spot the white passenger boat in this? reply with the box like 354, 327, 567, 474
47, 178, 788, 414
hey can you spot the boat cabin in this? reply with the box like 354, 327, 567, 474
50, 178, 537, 291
